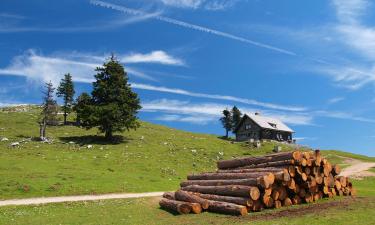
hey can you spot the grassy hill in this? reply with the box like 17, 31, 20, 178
0, 105, 374, 200
0, 105, 375, 224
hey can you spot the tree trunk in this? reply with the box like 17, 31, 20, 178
187, 172, 274, 181
193, 193, 253, 207
159, 198, 192, 214
217, 151, 301, 169
174, 190, 209, 209
105, 129, 113, 140
225, 129, 229, 138
181, 185, 260, 200
206, 200, 248, 216
180, 177, 272, 188
63, 111, 67, 125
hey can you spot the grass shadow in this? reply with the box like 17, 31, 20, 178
59, 135, 130, 145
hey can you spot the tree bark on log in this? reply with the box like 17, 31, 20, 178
234, 160, 295, 169
159, 198, 192, 214
187, 172, 274, 181
181, 185, 260, 200
174, 190, 209, 209
217, 167, 285, 173
206, 200, 248, 216
217, 151, 301, 169
163, 192, 175, 200
193, 193, 253, 206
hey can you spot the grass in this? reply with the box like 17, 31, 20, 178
1, 105, 375, 224
0, 176, 374, 225
0, 106, 299, 199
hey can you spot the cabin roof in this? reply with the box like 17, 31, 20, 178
234, 113, 294, 133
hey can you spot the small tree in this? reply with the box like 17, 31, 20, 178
73, 92, 92, 126
231, 106, 242, 131
220, 109, 232, 138
80, 55, 141, 140
57, 73, 75, 125
39, 81, 58, 141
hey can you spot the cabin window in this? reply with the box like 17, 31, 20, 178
268, 123, 277, 128
245, 124, 251, 130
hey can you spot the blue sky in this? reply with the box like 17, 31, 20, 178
1, 0, 375, 156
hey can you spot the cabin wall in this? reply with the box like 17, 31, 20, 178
235, 117, 293, 142
235, 117, 262, 142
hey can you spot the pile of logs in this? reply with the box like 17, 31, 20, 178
159, 150, 356, 216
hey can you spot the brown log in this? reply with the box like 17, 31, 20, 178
163, 192, 175, 200
175, 190, 209, 209
304, 193, 313, 203
274, 170, 291, 182
334, 180, 342, 190
304, 167, 311, 175
217, 167, 285, 173
206, 200, 248, 216
287, 165, 296, 177
299, 188, 306, 198
181, 185, 260, 200
262, 195, 274, 208
235, 160, 295, 169
283, 197, 292, 207
159, 198, 192, 214
187, 172, 274, 181
181, 178, 260, 188
278, 186, 288, 200
274, 200, 282, 208
217, 151, 301, 169
295, 166, 303, 175
315, 174, 323, 185
264, 187, 272, 197
332, 164, 341, 176
249, 200, 263, 212
272, 188, 280, 200
292, 195, 302, 205
194, 193, 253, 207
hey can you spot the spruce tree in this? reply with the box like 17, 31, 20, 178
80, 55, 141, 140
220, 109, 232, 138
73, 92, 92, 126
231, 106, 242, 131
39, 81, 58, 141
57, 73, 75, 125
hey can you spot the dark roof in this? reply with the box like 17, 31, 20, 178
234, 114, 294, 133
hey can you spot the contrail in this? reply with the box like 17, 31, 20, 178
90, 0, 297, 56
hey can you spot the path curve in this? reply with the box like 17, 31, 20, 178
339, 159, 375, 177
0, 192, 164, 207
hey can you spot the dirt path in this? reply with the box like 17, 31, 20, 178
338, 157, 375, 179
0, 192, 165, 207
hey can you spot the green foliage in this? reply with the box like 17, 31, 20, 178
57, 73, 75, 125
231, 106, 242, 131
39, 81, 58, 139
73, 92, 93, 126
219, 109, 232, 138
79, 56, 141, 139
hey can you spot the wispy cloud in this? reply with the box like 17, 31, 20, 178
132, 83, 307, 112
158, 0, 241, 11
0, 12, 159, 33
0, 50, 182, 84
327, 97, 345, 104
0, 13, 26, 20
142, 98, 314, 126
121, 51, 185, 66
90, 0, 296, 56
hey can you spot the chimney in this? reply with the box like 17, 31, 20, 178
255, 112, 260, 116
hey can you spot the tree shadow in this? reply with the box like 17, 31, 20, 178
59, 135, 130, 145
218, 136, 235, 141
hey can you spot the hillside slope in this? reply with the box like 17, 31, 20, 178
0, 105, 373, 199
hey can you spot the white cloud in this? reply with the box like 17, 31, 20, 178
132, 83, 307, 112
158, 0, 240, 11
155, 114, 216, 125
142, 98, 314, 126
0, 11, 159, 33
0, 50, 183, 85
121, 51, 184, 66
327, 97, 345, 104
91, 0, 296, 56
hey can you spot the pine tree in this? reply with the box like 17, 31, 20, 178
80, 55, 141, 140
220, 109, 232, 138
39, 81, 58, 141
231, 106, 242, 131
73, 92, 92, 126
57, 73, 75, 125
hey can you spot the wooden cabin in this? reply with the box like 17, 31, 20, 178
233, 113, 294, 142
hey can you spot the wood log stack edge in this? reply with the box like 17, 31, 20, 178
159, 150, 356, 216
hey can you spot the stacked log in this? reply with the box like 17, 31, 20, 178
159, 150, 355, 216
